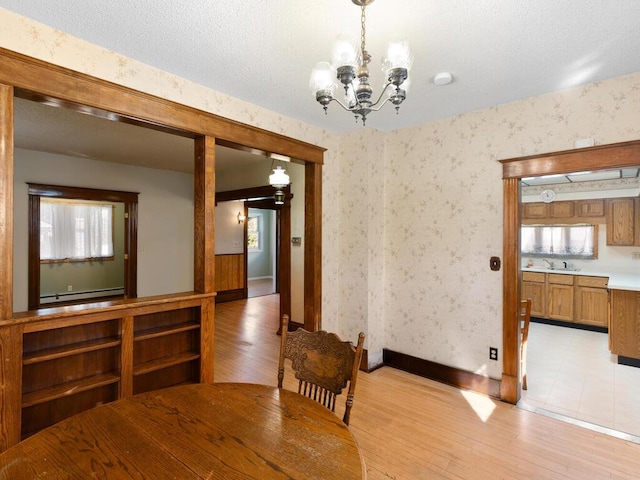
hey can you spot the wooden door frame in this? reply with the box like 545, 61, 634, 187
26, 183, 139, 310
499, 139, 640, 404
217, 185, 293, 326
0, 47, 324, 330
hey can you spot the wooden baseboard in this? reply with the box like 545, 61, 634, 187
215, 289, 245, 303
383, 349, 501, 399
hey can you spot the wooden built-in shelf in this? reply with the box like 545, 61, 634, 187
23, 337, 121, 365
22, 372, 120, 408
133, 352, 201, 377
2, 292, 215, 450
134, 322, 200, 342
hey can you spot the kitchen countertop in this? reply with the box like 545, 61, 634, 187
522, 266, 640, 292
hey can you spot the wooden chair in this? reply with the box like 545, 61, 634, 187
520, 298, 532, 390
277, 315, 365, 425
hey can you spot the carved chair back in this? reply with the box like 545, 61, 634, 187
277, 315, 365, 425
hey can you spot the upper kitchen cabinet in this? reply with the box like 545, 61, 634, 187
522, 199, 605, 224
522, 202, 548, 219
605, 197, 638, 246
576, 199, 605, 217
549, 201, 575, 218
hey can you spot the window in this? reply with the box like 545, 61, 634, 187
40, 198, 114, 262
247, 215, 261, 252
28, 183, 139, 310
521, 224, 597, 259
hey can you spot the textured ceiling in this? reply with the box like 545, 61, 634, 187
2, 0, 640, 133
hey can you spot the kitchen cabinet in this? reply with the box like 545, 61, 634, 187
549, 201, 574, 218
522, 271, 546, 317
522, 199, 606, 224
576, 199, 605, 217
522, 271, 610, 328
574, 276, 609, 328
522, 203, 547, 219
610, 289, 640, 360
605, 197, 636, 246
547, 274, 575, 322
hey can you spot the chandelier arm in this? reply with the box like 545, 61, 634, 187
367, 82, 395, 109
327, 96, 360, 113
367, 96, 391, 112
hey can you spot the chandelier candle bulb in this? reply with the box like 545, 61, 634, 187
331, 33, 359, 68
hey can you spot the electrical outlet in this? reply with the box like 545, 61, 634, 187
489, 347, 498, 361
632, 252, 640, 260
67, 285, 73, 292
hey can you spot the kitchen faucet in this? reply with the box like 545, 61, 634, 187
543, 258, 554, 269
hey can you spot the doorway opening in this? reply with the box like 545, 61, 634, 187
518, 167, 640, 440
501, 142, 640, 441
247, 207, 277, 298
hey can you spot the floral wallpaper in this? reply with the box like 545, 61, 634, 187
3, 7, 640, 381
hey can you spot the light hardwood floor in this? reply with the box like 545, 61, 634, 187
214, 295, 640, 479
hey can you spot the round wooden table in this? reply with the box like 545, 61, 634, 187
0, 383, 366, 479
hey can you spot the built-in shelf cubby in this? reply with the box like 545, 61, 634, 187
6, 292, 215, 442
133, 307, 201, 394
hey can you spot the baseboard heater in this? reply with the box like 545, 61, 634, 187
40, 287, 125, 304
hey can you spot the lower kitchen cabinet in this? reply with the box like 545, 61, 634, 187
522, 272, 546, 318
521, 271, 609, 328
547, 274, 575, 322
610, 289, 640, 359
575, 276, 609, 328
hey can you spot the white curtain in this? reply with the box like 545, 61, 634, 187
521, 224, 595, 258
40, 199, 113, 260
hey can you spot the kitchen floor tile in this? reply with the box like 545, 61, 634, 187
520, 322, 640, 439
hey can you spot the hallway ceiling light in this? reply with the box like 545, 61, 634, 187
309, 0, 412, 126
269, 165, 290, 205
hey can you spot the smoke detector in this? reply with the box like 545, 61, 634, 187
434, 72, 453, 86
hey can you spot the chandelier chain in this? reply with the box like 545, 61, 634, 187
360, 3, 366, 60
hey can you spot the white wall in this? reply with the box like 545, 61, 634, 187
215, 200, 244, 254
13, 148, 194, 312
288, 162, 305, 325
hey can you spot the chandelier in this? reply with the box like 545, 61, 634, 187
309, 0, 412, 126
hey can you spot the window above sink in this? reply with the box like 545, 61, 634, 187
521, 224, 598, 260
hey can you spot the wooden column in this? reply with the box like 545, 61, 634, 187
120, 316, 134, 398
304, 162, 322, 331
0, 84, 13, 320
194, 136, 216, 294
200, 296, 215, 383
501, 177, 521, 404
0, 85, 19, 449
194, 136, 216, 383
0, 324, 22, 450
279, 203, 292, 323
